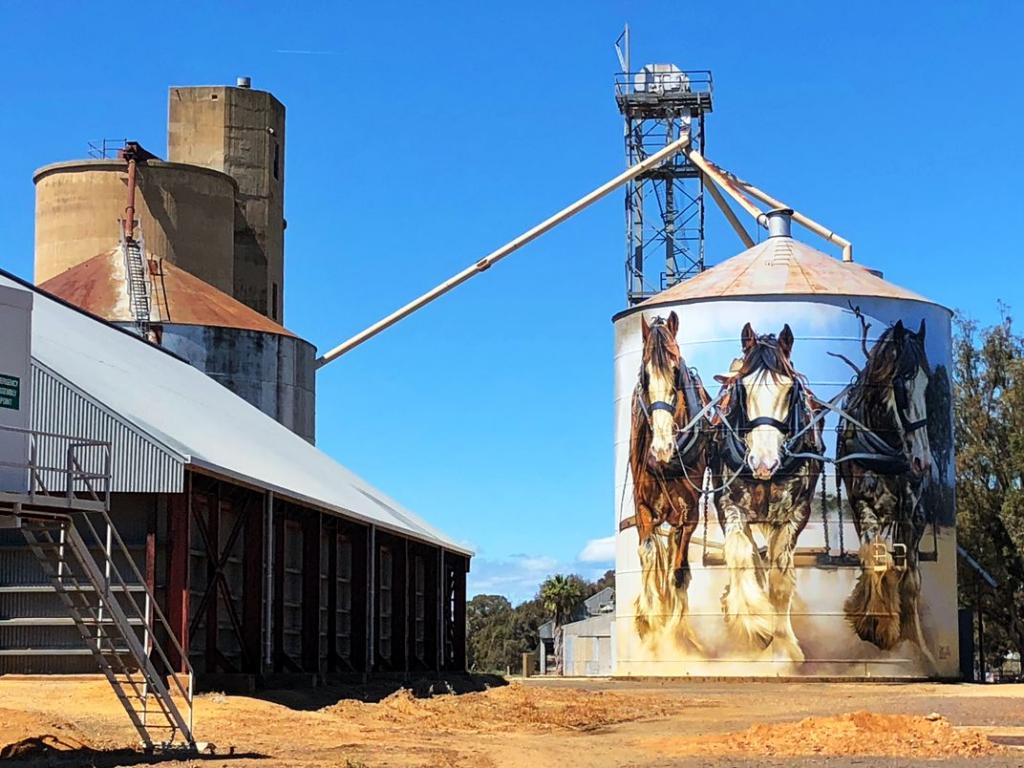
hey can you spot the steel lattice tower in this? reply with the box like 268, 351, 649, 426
615, 33, 713, 304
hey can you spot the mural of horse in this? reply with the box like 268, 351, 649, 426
711, 323, 824, 662
837, 319, 935, 667
625, 311, 711, 647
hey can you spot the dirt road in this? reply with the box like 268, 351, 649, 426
0, 675, 1022, 767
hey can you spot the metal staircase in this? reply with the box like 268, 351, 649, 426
120, 231, 153, 336
0, 425, 195, 750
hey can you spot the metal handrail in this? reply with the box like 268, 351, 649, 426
614, 68, 714, 99
2, 422, 194, 739
63, 451, 195, 710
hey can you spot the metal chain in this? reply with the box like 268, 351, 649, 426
821, 468, 831, 555
837, 470, 845, 557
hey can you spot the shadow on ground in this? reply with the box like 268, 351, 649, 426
252, 673, 508, 711
2, 739, 266, 766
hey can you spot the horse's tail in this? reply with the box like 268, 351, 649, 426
845, 541, 902, 650
720, 528, 774, 649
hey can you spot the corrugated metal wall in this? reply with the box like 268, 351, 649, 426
0, 496, 153, 674
31, 362, 185, 493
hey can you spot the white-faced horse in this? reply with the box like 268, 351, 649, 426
712, 323, 824, 662
625, 312, 711, 648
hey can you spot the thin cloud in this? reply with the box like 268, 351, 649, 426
274, 49, 340, 56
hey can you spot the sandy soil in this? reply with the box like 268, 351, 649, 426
0, 675, 1022, 767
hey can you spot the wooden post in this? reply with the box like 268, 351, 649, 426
243, 490, 265, 675
272, 502, 284, 672
205, 485, 219, 672
326, 517, 338, 674
301, 511, 322, 675
165, 488, 190, 673
454, 556, 467, 671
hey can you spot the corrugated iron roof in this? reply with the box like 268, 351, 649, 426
634, 236, 941, 311
1, 269, 470, 556
39, 249, 296, 337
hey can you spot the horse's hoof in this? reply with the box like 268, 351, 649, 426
772, 637, 805, 664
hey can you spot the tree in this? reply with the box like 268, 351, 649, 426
954, 310, 1024, 671
466, 595, 514, 672
466, 595, 549, 673
590, 569, 615, 595
539, 574, 586, 674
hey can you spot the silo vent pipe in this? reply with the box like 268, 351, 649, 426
765, 208, 793, 238
316, 130, 694, 367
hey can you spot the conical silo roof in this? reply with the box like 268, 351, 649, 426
636, 236, 939, 311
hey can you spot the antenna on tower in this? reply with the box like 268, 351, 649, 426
614, 28, 713, 304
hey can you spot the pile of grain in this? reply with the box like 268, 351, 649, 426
651, 711, 1002, 759
325, 683, 690, 733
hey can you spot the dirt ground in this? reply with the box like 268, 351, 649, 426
0, 675, 1022, 767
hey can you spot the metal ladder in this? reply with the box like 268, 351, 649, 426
17, 507, 195, 749
120, 233, 152, 334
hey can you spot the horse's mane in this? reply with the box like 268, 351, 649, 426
853, 324, 931, 411
732, 333, 802, 385
643, 320, 681, 377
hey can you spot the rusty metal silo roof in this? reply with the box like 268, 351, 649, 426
636, 236, 939, 311
39, 248, 296, 336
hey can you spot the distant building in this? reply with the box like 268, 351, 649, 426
538, 586, 615, 675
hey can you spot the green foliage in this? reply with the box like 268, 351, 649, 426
539, 574, 586, 627
465, 571, 613, 674
466, 594, 546, 673
954, 310, 1024, 668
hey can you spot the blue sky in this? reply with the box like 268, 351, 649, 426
0, 3, 1020, 602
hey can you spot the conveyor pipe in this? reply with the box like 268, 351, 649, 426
700, 171, 754, 248
316, 131, 693, 367
715, 165, 854, 262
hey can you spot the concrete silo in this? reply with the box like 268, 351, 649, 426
34, 159, 237, 292
33, 79, 315, 442
612, 209, 957, 678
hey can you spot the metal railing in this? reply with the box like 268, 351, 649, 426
0, 423, 111, 509
615, 68, 713, 99
0, 422, 195, 746
87, 138, 128, 159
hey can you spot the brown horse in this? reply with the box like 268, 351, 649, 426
626, 311, 711, 646
711, 323, 823, 662
837, 319, 935, 667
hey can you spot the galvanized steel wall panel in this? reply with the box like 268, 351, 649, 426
30, 362, 185, 493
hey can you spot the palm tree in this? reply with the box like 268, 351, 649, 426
539, 574, 585, 675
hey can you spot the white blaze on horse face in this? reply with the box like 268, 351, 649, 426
905, 366, 932, 476
646, 361, 676, 463
743, 370, 793, 480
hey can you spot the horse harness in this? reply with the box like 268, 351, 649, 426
637, 364, 708, 474
836, 370, 928, 476
717, 377, 822, 479
619, 366, 709, 533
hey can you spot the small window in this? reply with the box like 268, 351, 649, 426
272, 283, 279, 322
273, 142, 280, 181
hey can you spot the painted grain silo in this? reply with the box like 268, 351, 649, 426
612, 209, 957, 678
